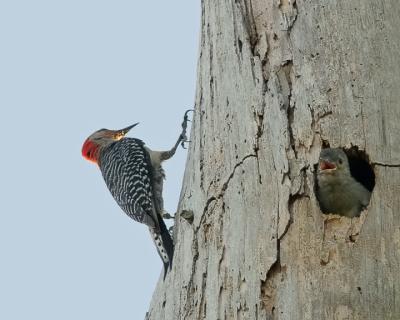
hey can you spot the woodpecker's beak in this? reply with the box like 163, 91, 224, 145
114, 123, 139, 140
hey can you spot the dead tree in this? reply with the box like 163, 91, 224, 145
146, 1, 400, 319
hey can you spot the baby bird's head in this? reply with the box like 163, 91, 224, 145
318, 148, 351, 178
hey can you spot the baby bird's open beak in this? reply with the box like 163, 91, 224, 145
319, 160, 337, 173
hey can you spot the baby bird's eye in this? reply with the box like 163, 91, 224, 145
338, 158, 343, 165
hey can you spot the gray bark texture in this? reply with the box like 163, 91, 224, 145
146, 0, 400, 319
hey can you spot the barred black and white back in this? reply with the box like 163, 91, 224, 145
99, 138, 155, 226
98, 138, 173, 275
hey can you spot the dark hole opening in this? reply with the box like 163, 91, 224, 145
344, 146, 375, 192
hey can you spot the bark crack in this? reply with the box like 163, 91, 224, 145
372, 162, 400, 168
253, 108, 265, 184
202, 154, 258, 217
257, 6, 303, 310
183, 154, 258, 318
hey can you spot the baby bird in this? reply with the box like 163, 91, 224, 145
316, 148, 371, 218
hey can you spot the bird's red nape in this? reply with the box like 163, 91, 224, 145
82, 139, 100, 164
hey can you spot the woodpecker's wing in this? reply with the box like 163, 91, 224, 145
99, 138, 159, 228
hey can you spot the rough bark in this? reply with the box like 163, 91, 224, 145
146, 1, 400, 319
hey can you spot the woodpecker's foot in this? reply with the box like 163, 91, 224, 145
162, 210, 175, 220
180, 109, 194, 149
168, 226, 174, 237
180, 209, 194, 224
160, 109, 194, 161
180, 137, 192, 149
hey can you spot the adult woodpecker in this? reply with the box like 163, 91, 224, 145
81, 110, 192, 278
316, 148, 371, 218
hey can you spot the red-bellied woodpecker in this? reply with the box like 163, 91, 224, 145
81, 110, 192, 278
316, 148, 371, 218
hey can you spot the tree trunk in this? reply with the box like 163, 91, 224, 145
146, 0, 400, 319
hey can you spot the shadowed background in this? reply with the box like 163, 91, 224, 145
0, 1, 199, 318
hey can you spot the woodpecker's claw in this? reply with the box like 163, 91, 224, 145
160, 110, 193, 161
162, 211, 175, 219
168, 226, 174, 237
179, 133, 189, 148
179, 109, 194, 149
181, 140, 191, 149
181, 109, 194, 130
184, 109, 195, 117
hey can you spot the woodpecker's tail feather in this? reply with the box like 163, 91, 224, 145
149, 220, 174, 280
159, 218, 174, 265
